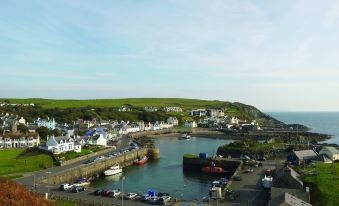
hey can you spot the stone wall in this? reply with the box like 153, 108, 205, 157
40, 148, 150, 185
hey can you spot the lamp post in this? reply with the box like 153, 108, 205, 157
122, 176, 125, 206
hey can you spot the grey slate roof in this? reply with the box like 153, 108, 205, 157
293, 150, 317, 160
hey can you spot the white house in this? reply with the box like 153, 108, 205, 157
36, 117, 56, 130
87, 134, 107, 147
144, 123, 153, 131
42, 136, 81, 154
190, 109, 207, 117
152, 122, 160, 130
163, 107, 183, 113
118, 105, 131, 111
0, 135, 40, 148
144, 107, 158, 112
319, 147, 339, 161
167, 117, 179, 126
18, 117, 26, 125
184, 121, 197, 128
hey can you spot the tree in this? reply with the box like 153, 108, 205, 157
36, 126, 50, 139
17, 124, 28, 134
51, 129, 61, 137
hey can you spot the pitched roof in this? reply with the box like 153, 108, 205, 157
269, 187, 311, 206
321, 146, 339, 155
293, 150, 317, 160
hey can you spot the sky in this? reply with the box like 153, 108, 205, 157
0, 0, 339, 111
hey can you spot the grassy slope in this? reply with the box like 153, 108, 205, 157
0, 149, 54, 178
0, 98, 225, 109
299, 162, 339, 206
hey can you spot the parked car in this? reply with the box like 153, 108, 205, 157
72, 186, 85, 193
102, 189, 112, 197
84, 159, 94, 164
59, 183, 73, 191
94, 156, 105, 162
148, 196, 160, 204
124, 193, 138, 200
140, 194, 151, 202
93, 189, 104, 195
157, 196, 171, 205
244, 168, 254, 173
233, 176, 242, 181
110, 190, 121, 198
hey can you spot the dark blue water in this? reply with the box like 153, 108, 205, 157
268, 112, 339, 144
91, 137, 233, 200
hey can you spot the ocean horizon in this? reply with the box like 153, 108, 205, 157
268, 112, 339, 145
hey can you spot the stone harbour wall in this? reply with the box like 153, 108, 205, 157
40, 148, 158, 185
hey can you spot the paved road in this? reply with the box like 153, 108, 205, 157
221, 160, 282, 206
16, 135, 131, 188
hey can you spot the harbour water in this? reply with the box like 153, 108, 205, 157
91, 137, 233, 200
268, 112, 339, 144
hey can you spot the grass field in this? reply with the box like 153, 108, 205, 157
0, 149, 54, 178
298, 162, 339, 206
0, 98, 226, 109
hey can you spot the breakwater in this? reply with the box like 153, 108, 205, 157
39, 148, 159, 185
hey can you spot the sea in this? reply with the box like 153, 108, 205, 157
268, 112, 339, 145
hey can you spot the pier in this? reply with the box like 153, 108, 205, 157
39, 147, 159, 185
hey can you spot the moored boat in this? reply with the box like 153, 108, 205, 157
134, 155, 148, 165
104, 164, 122, 176
181, 133, 191, 139
202, 166, 225, 174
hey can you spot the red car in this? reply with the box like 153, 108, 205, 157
102, 190, 112, 197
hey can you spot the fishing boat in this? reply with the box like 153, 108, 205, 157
134, 155, 148, 165
202, 166, 225, 174
104, 165, 122, 176
181, 133, 191, 139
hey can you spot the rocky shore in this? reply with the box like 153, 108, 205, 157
130, 127, 332, 143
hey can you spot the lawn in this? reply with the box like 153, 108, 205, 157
0, 149, 54, 178
56, 149, 91, 161
0, 98, 225, 109
56, 145, 103, 161
298, 162, 339, 206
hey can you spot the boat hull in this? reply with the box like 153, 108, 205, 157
134, 156, 148, 165
202, 166, 224, 174
104, 169, 122, 176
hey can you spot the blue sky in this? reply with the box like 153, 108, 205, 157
1, 0, 339, 111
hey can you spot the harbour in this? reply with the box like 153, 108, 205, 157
90, 136, 234, 201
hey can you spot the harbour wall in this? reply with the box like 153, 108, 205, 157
182, 156, 241, 172
39, 148, 159, 185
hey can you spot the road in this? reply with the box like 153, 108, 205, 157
221, 159, 283, 206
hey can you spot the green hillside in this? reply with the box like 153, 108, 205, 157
0, 98, 283, 127
0, 98, 224, 109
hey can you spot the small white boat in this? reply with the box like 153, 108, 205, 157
181, 133, 191, 139
104, 165, 123, 176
